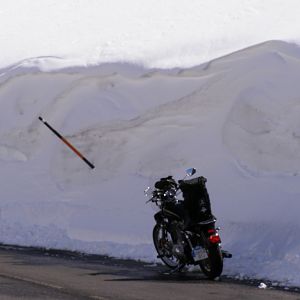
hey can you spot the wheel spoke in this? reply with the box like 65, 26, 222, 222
153, 225, 180, 269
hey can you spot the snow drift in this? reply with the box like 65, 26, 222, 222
1, 40, 300, 285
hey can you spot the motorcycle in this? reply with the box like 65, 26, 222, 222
145, 168, 232, 279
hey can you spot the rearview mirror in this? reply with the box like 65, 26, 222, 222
186, 168, 196, 177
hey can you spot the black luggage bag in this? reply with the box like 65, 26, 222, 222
179, 176, 213, 223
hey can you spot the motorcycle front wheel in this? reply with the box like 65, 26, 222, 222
199, 244, 223, 279
152, 224, 180, 269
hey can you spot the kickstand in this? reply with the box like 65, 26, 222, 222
162, 263, 185, 275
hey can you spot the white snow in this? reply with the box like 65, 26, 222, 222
1, 0, 300, 288
1, 0, 300, 69
258, 282, 267, 289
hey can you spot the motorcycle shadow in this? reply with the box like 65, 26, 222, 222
89, 267, 219, 284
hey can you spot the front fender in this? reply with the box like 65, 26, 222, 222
154, 211, 164, 223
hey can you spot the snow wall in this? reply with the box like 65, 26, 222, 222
1, 40, 300, 286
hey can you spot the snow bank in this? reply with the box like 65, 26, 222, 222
1, 40, 300, 285
1, 0, 300, 69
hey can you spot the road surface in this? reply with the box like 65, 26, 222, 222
0, 245, 298, 300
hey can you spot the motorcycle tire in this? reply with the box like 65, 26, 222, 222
199, 245, 223, 279
152, 224, 180, 269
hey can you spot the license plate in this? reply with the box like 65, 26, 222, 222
192, 247, 208, 261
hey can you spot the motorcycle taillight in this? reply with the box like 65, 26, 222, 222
209, 234, 221, 244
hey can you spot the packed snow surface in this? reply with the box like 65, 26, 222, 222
1, 0, 300, 288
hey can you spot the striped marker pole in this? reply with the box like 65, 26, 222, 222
39, 116, 95, 169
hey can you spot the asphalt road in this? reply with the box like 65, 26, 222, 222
0, 245, 299, 300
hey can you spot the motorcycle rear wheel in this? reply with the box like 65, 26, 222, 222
152, 224, 180, 269
199, 245, 223, 279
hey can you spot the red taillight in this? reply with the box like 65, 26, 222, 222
209, 234, 221, 244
